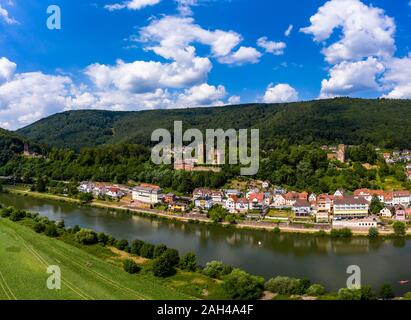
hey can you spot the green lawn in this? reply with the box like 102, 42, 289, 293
0, 218, 192, 300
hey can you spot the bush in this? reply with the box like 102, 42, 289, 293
330, 228, 352, 238
393, 221, 407, 237
265, 276, 307, 295
202, 261, 233, 279
114, 239, 129, 251
368, 227, 379, 238
306, 284, 325, 296
222, 269, 264, 300
123, 259, 141, 274
0, 207, 12, 218
337, 288, 362, 300
360, 286, 376, 300
56, 220, 65, 229
131, 240, 145, 256
44, 224, 59, 237
273, 227, 281, 234
9, 209, 26, 222
75, 229, 98, 245
79, 192, 93, 203
179, 252, 198, 272
315, 230, 327, 237
153, 244, 168, 258
33, 222, 46, 233
379, 284, 394, 300
97, 232, 109, 246
140, 243, 155, 259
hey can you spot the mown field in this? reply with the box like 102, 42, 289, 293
0, 218, 192, 300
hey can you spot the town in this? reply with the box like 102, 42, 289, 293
78, 178, 411, 232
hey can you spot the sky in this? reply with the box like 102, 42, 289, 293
0, 0, 411, 129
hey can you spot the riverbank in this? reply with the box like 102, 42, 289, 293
3, 186, 408, 237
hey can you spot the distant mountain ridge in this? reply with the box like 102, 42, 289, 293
15, 98, 411, 151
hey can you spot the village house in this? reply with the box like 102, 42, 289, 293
192, 188, 212, 199
394, 205, 407, 221
106, 187, 124, 199
262, 181, 270, 189
354, 188, 387, 203
163, 193, 176, 204
194, 197, 213, 210
333, 196, 369, 219
211, 191, 225, 204
248, 192, 265, 210
334, 189, 346, 198
391, 191, 411, 207
292, 200, 312, 217
379, 207, 393, 218
93, 184, 106, 197
308, 193, 317, 203
235, 198, 251, 213
272, 194, 287, 208
224, 189, 242, 198
332, 217, 378, 229
169, 202, 188, 213
132, 184, 162, 205
316, 194, 334, 214
79, 181, 94, 194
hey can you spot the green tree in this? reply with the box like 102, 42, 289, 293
306, 284, 325, 297
202, 261, 233, 279
369, 195, 384, 215
78, 192, 94, 204
208, 205, 229, 223
360, 286, 376, 300
131, 239, 145, 256
337, 288, 362, 300
33, 222, 46, 233
393, 221, 407, 237
114, 239, 129, 251
75, 229, 98, 245
123, 259, 141, 274
222, 269, 264, 300
153, 244, 168, 258
140, 243, 155, 259
379, 284, 394, 300
179, 252, 198, 272
368, 227, 379, 238
44, 224, 58, 237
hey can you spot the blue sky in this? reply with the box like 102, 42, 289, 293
0, 0, 411, 129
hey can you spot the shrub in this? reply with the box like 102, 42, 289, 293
56, 220, 65, 229
368, 227, 379, 238
360, 286, 376, 300
330, 228, 352, 238
306, 284, 326, 296
273, 227, 281, 234
265, 276, 301, 295
9, 209, 26, 222
114, 239, 129, 251
393, 221, 407, 237
79, 192, 93, 203
152, 248, 180, 277
97, 232, 109, 246
123, 259, 141, 274
75, 229, 98, 245
202, 261, 233, 279
153, 244, 168, 258
44, 224, 58, 237
379, 284, 394, 300
222, 269, 264, 300
0, 207, 12, 218
131, 240, 145, 256
315, 230, 327, 237
33, 222, 46, 233
140, 243, 155, 259
338, 288, 362, 300
179, 252, 198, 272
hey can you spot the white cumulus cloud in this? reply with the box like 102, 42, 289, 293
320, 57, 385, 98
263, 83, 299, 103
257, 37, 286, 56
105, 0, 161, 11
0, 4, 17, 24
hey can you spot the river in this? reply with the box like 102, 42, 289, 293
1, 192, 411, 295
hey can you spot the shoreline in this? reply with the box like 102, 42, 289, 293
3, 187, 408, 238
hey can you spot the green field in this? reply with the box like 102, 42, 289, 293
0, 218, 192, 300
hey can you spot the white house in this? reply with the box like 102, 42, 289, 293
106, 187, 124, 199
379, 207, 393, 218
211, 191, 224, 204
194, 197, 213, 210
332, 217, 378, 229
272, 194, 287, 208
132, 184, 162, 205
333, 196, 369, 218
292, 200, 312, 217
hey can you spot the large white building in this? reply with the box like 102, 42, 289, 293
332, 217, 378, 229
132, 184, 162, 205
333, 196, 369, 218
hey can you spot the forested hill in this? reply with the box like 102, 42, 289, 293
16, 98, 411, 151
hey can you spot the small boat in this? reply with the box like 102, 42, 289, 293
399, 280, 410, 285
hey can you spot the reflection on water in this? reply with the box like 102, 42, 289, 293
1, 192, 411, 295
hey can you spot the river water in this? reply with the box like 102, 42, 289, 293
1, 192, 411, 295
